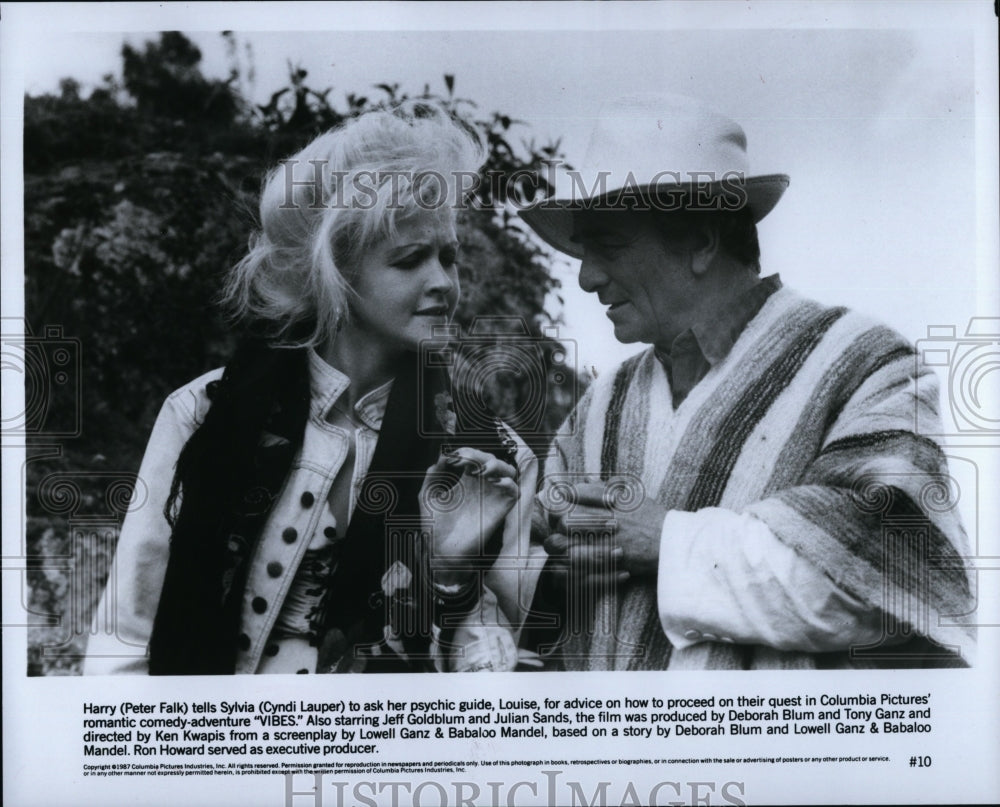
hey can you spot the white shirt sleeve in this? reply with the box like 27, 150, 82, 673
83, 394, 196, 674
657, 507, 888, 653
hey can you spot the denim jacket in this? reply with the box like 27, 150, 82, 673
85, 350, 541, 674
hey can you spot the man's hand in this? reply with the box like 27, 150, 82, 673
544, 482, 667, 583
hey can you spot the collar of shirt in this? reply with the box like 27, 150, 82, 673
655, 273, 783, 408
307, 349, 394, 431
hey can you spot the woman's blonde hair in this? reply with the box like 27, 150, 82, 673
223, 101, 486, 347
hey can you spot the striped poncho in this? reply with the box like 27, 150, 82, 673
541, 287, 975, 670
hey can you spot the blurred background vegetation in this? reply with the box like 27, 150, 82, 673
23, 32, 580, 674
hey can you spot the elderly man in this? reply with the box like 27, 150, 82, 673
519, 94, 974, 671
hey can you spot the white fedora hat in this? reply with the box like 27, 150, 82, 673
519, 93, 789, 259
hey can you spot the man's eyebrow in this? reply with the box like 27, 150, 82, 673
570, 222, 600, 240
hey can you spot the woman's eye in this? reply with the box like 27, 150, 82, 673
393, 254, 424, 270
392, 246, 459, 270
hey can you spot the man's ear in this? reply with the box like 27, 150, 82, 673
689, 223, 720, 277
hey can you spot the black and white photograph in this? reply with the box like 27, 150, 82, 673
3, 2, 998, 805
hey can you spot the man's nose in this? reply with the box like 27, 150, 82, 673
578, 255, 608, 293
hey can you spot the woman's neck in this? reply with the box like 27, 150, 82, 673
319, 322, 402, 409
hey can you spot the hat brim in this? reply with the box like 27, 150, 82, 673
519, 174, 790, 259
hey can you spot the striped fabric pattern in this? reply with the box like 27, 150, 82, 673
543, 287, 975, 670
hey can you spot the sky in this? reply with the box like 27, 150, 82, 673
3, 2, 998, 380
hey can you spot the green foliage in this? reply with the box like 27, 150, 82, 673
23, 32, 578, 674
122, 32, 241, 126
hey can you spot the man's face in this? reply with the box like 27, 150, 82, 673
571, 209, 699, 348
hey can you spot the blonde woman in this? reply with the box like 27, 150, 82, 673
86, 101, 537, 675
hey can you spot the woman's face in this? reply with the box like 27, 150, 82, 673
347, 206, 461, 353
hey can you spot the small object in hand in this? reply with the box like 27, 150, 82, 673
494, 417, 519, 462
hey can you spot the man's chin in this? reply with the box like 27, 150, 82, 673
611, 324, 644, 345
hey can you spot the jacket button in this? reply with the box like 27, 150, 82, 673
266, 561, 283, 578
301, 491, 315, 507
237, 633, 251, 651
264, 643, 280, 657
282, 527, 298, 543
252, 597, 268, 614
324, 526, 337, 540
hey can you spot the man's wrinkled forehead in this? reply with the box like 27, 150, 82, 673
569, 208, 650, 243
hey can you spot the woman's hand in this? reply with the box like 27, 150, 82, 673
419, 447, 520, 588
